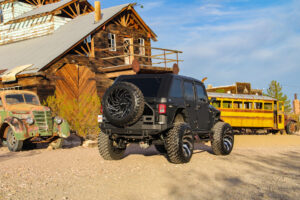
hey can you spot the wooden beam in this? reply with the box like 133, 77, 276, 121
80, 46, 89, 56
24, 0, 36, 5
31, 0, 38, 5
86, 41, 91, 55
68, 4, 77, 17
62, 8, 75, 18
74, 50, 85, 56
83, 5, 87, 14
90, 36, 95, 57
99, 65, 132, 72
106, 70, 136, 79
75, 2, 80, 16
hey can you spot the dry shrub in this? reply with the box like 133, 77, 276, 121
43, 94, 101, 138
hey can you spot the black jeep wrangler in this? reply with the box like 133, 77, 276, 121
98, 74, 234, 164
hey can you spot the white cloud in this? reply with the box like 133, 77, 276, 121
137, 0, 300, 98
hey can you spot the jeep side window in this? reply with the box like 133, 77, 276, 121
195, 84, 208, 102
169, 78, 183, 98
183, 81, 195, 101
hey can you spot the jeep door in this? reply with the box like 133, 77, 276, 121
183, 81, 197, 129
195, 83, 211, 131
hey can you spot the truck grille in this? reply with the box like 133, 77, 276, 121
33, 111, 53, 133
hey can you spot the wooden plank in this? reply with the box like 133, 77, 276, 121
105, 70, 136, 78
100, 65, 132, 72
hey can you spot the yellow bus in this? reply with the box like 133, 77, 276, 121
208, 92, 298, 134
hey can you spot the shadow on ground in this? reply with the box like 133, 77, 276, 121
124, 142, 213, 158
166, 150, 300, 200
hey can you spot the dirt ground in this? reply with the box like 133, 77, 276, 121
0, 133, 300, 200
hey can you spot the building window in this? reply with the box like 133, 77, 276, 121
0, 8, 4, 24
138, 38, 145, 55
108, 33, 116, 51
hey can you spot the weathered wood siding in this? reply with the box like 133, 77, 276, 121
94, 23, 152, 68
1, 2, 34, 23
0, 15, 70, 44
0, 9, 153, 102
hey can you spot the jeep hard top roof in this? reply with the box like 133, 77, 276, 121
117, 73, 202, 83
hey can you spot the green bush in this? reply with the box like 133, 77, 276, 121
43, 94, 101, 138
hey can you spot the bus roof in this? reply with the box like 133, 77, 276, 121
207, 92, 277, 101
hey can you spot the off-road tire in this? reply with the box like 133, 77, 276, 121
286, 121, 298, 135
154, 144, 167, 154
211, 122, 234, 155
98, 132, 125, 160
102, 82, 145, 127
6, 127, 23, 152
165, 123, 194, 164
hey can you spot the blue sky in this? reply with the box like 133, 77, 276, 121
91, 0, 300, 101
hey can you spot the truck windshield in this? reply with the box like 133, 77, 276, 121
122, 78, 162, 97
6, 94, 40, 105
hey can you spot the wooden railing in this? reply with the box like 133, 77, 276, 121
97, 44, 183, 69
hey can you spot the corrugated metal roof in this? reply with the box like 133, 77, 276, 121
0, 3, 130, 76
14, 0, 72, 20
207, 92, 277, 101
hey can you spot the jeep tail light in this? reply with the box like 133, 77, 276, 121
158, 104, 166, 114
101, 105, 103, 113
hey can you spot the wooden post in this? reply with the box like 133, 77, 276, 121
91, 36, 95, 57
164, 50, 167, 68
94, 1, 101, 22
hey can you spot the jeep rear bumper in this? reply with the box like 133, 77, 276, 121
100, 123, 169, 139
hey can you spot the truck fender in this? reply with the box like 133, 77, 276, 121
54, 120, 71, 138
0, 117, 26, 140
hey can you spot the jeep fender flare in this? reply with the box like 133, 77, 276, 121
0, 117, 27, 140
172, 108, 187, 123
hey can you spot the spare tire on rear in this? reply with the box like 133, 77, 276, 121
102, 81, 145, 127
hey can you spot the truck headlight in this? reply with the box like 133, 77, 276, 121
26, 117, 34, 125
54, 116, 63, 125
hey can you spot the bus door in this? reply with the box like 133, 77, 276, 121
277, 101, 284, 129
273, 101, 278, 129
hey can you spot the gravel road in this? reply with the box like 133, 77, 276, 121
1, 134, 300, 200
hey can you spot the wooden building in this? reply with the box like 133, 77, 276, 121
0, 0, 182, 104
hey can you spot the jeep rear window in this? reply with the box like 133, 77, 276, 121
169, 78, 183, 98
6, 94, 40, 105
122, 78, 162, 97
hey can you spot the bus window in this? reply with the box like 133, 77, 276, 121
233, 101, 243, 109
223, 101, 232, 108
254, 102, 263, 109
244, 102, 252, 109
264, 103, 273, 110
212, 100, 221, 108
279, 102, 284, 111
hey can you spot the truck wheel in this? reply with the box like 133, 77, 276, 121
154, 144, 167, 154
102, 82, 145, 127
211, 122, 234, 155
6, 127, 23, 152
165, 123, 194, 164
286, 121, 298, 135
98, 132, 125, 160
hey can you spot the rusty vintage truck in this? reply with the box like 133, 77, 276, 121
0, 90, 70, 151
